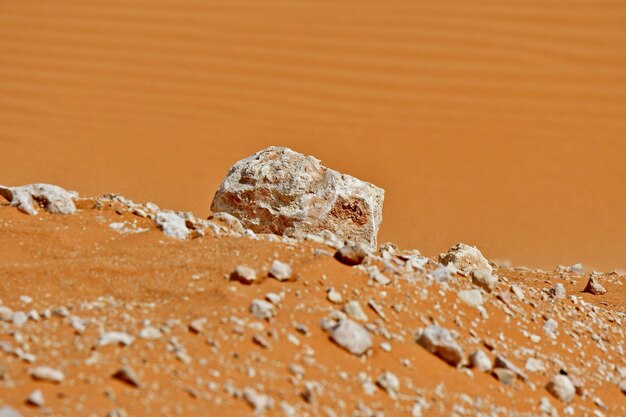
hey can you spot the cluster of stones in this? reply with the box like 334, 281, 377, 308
1, 147, 622, 416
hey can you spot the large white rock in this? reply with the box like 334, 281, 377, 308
0, 183, 76, 215
211, 147, 384, 249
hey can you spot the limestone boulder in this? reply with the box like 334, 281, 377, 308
0, 183, 76, 215
211, 147, 384, 249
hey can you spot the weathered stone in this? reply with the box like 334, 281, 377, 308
139, 326, 162, 340
549, 283, 566, 299
439, 243, 492, 275
494, 355, 528, 381
471, 270, 498, 292
583, 272, 606, 295
619, 380, 626, 395
211, 147, 385, 249
327, 288, 343, 304
268, 260, 292, 281
98, 332, 134, 347
0, 306, 13, 321
0, 183, 76, 215
328, 318, 372, 355
493, 368, 516, 385
458, 290, 483, 308
29, 366, 65, 383
26, 389, 45, 407
230, 265, 257, 284
416, 325, 463, 367
112, 366, 141, 388
155, 211, 189, 240
344, 301, 368, 322
335, 242, 368, 266
469, 349, 492, 372
0, 406, 22, 417
376, 371, 400, 398
243, 388, 274, 412
525, 358, 545, 373
250, 299, 275, 320
546, 374, 575, 403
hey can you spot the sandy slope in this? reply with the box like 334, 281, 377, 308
0, 196, 624, 416
1, 1, 625, 270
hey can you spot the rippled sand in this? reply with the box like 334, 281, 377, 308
1, 1, 625, 269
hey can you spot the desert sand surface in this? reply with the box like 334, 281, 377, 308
0, 191, 624, 417
1, 1, 626, 270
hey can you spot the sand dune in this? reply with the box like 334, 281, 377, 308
1, 1, 625, 269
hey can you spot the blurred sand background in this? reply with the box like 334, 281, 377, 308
1, 0, 625, 270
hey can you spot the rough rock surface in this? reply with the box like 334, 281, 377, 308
155, 211, 189, 240
211, 147, 384, 249
546, 374, 576, 403
334, 242, 368, 266
328, 318, 372, 355
416, 325, 463, 366
0, 183, 76, 215
583, 272, 607, 295
439, 243, 493, 275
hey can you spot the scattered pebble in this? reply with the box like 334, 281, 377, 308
26, 389, 45, 407
458, 289, 483, 308
344, 301, 368, 322
230, 265, 257, 284
112, 366, 141, 388
334, 242, 368, 266
29, 366, 65, 383
469, 349, 492, 372
268, 260, 292, 281
549, 283, 566, 299
583, 272, 607, 295
155, 211, 189, 240
250, 299, 275, 320
328, 318, 372, 355
546, 374, 575, 403
243, 387, 274, 412
471, 270, 498, 292
416, 325, 463, 367
98, 331, 134, 347
327, 288, 343, 304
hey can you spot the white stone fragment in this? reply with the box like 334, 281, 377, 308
344, 301, 368, 322
327, 288, 343, 304
98, 331, 134, 347
12, 311, 28, 328
0, 183, 76, 215
243, 388, 274, 412
546, 374, 575, 403
155, 211, 189, 240
328, 318, 373, 355
458, 290, 483, 308
29, 366, 65, 383
250, 299, 275, 320
139, 326, 162, 340
416, 325, 463, 366
26, 389, 45, 407
469, 349, 492, 372
376, 371, 400, 398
